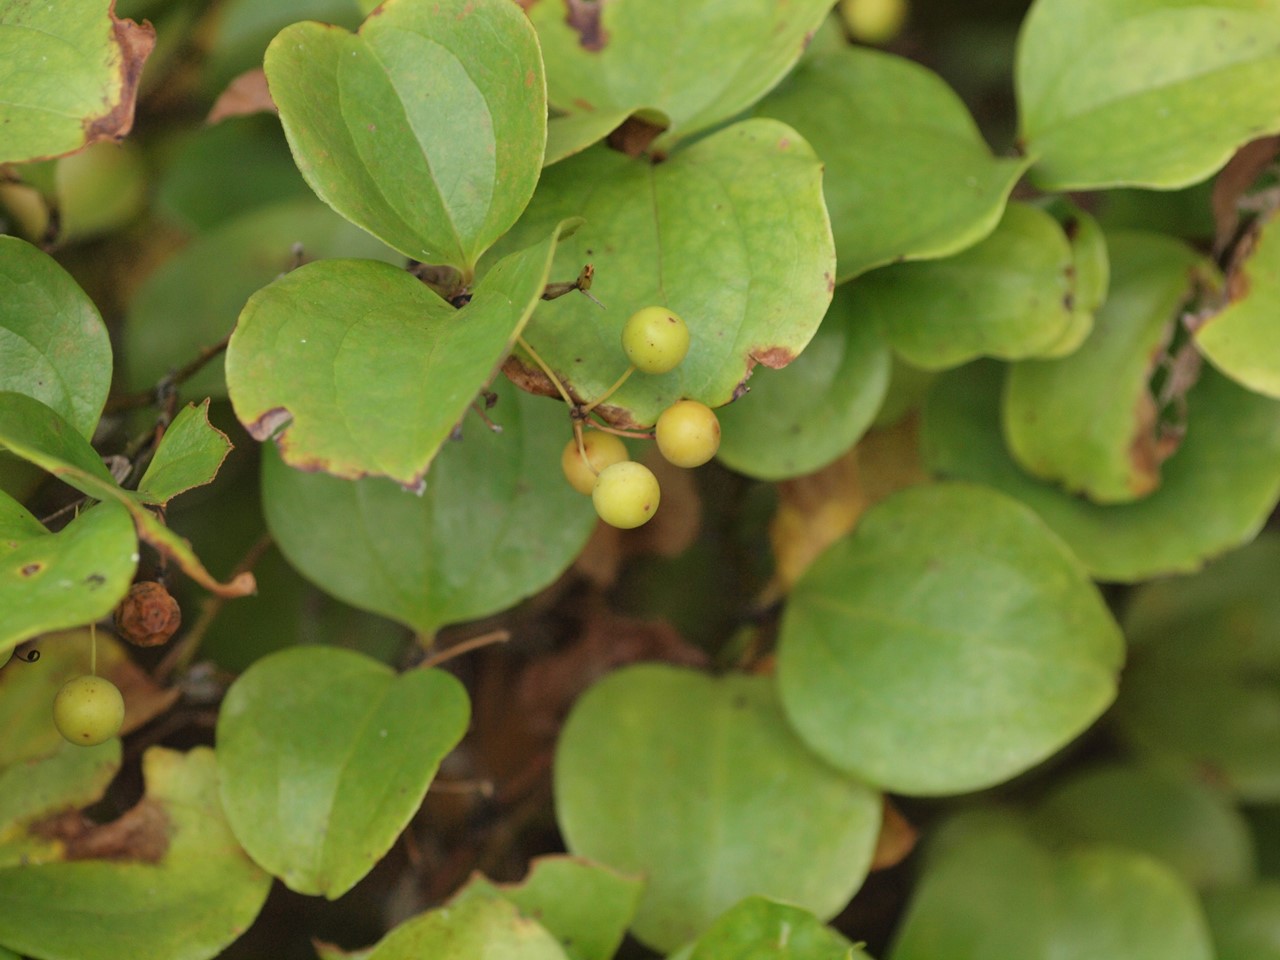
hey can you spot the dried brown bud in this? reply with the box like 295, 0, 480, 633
114, 581, 181, 647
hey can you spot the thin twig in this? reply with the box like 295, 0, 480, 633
105, 332, 233, 414
419, 628, 511, 670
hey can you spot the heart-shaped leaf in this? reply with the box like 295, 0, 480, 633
0, 748, 272, 960
1016, 0, 1280, 190
554, 665, 882, 952
1196, 209, 1280, 398
136, 401, 232, 506
0, 497, 137, 656
261, 379, 596, 636
530, 0, 831, 163
264, 0, 546, 273
217, 646, 469, 899
495, 119, 834, 428
0, 0, 155, 163
125, 198, 403, 402
755, 44, 1028, 281
365, 896, 569, 960
1003, 232, 1215, 503
687, 897, 870, 960
854, 202, 1081, 371
227, 223, 567, 486
0, 236, 111, 439
923, 362, 1280, 582
778, 482, 1124, 796
715, 284, 891, 481
451, 857, 644, 960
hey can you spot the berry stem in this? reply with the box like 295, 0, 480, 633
581, 365, 636, 415
419, 628, 511, 669
586, 419, 655, 440
573, 421, 596, 475
516, 336, 575, 408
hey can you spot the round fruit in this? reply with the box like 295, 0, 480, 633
53, 675, 125, 747
655, 400, 721, 468
621, 306, 690, 375
592, 461, 661, 529
561, 432, 629, 495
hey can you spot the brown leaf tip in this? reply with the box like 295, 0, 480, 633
83, 5, 156, 145
565, 0, 609, 50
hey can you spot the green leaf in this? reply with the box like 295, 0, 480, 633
216, 646, 469, 899
554, 665, 882, 953
0, 0, 155, 163
531, 0, 831, 163
125, 198, 404, 402
0, 498, 137, 656
1003, 232, 1214, 503
715, 285, 891, 481
922, 362, 1280, 582
264, 0, 546, 272
777, 483, 1123, 796
1113, 534, 1280, 800
0, 235, 112, 439
497, 119, 834, 428
228, 224, 566, 486
0, 747, 272, 960
754, 44, 1028, 281
451, 856, 644, 960
365, 896, 569, 960
1203, 883, 1280, 960
1032, 765, 1256, 891
136, 401, 232, 505
1016, 0, 1280, 190
1196, 210, 1280, 398
856, 203, 1080, 371
261, 379, 596, 636
687, 897, 869, 960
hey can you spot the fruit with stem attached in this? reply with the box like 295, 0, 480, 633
53, 675, 125, 746
655, 400, 721, 468
621, 306, 690, 375
592, 461, 661, 529
562, 432, 629, 494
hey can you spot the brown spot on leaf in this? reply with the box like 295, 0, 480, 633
20, 562, 43, 577
750, 345, 797, 370
825, 271, 835, 294
35, 799, 170, 864
206, 68, 276, 125
244, 406, 291, 442
80, 5, 156, 148
565, 0, 608, 50
572, 97, 596, 112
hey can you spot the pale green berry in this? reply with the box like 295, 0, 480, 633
621, 306, 690, 375
592, 461, 661, 529
53, 675, 125, 747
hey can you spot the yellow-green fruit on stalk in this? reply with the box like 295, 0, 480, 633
592, 461, 661, 529
655, 400, 721, 468
561, 433, 629, 495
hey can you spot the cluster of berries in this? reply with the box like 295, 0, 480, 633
560, 306, 721, 529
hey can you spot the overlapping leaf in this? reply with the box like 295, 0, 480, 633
136, 401, 232, 505
227, 224, 567, 486
1016, 0, 1280, 190
0, 0, 154, 162
0, 748, 272, 960
495, 119, 834, 428
530, 0, 831, 163
0, 236, 111, 439
755, 44, 1028, 281
853, 203, 1081, 371
777, 483, 1123, 796
217, 647, 469, 898
365, 896, 569, 960
923, 362, 1280, 582
554, 665, 881, 952
686, 897, 870, 960
1196, 210, 1280, 398
1003, 232, 1214, 503
261, 380, 596, 637
264, 0, 546, 272
716, 285, 891, 481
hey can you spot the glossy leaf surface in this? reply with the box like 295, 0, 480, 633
555, 665, 881, 952
778, 483, 1123, 795
716, 285, 891, 481
264, 0, 546, 271
498, 120, 834, 428
531, 0, 831, 163
755, 44, 1028, 281
0, 236, 111, 439
687, 897, 869, 960
924, 362, 1280, 582
217, 647, 468, 898
228, 225, 564, 486
0, 748, 272, 960
1016, 0, 1280, 189
261, 380, 596, 636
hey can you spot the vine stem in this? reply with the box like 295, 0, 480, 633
106, 332, 233, 414
419, 629, 510, 670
